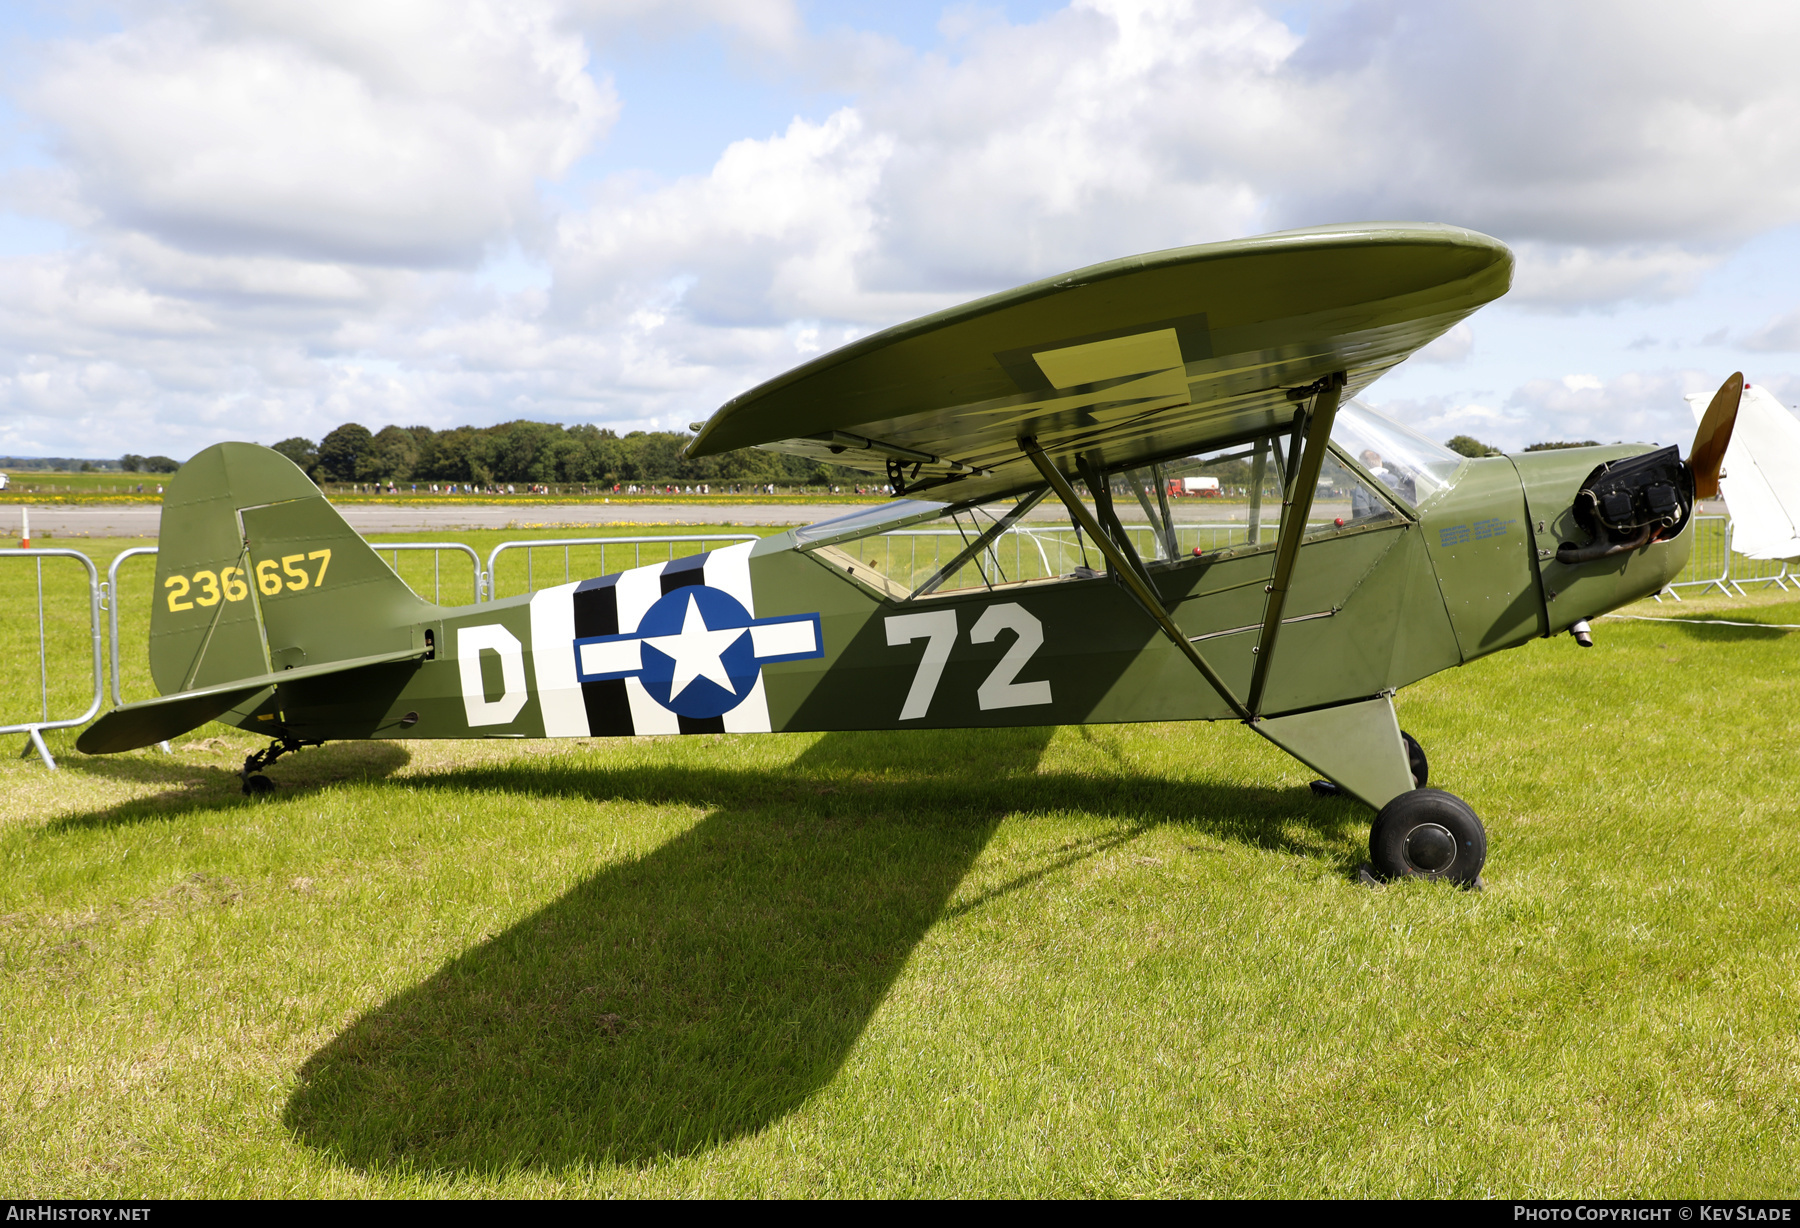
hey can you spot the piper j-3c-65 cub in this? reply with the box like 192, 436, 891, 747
77, 222, 1737, 887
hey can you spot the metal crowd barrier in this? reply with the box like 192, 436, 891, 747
1725, 546, 1791, 595
371, 541, 485, 604
106, 547, 159, 708
1659, 516, 1733, 599
1656, 516, 1796, 599
9, 515, 1800, 769
484, 535, 760, 600
874, 521, 1316, 586
1, 548, 103, 769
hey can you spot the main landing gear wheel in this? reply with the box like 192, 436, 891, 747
1401, 730, 1428, 789
1368, 788, 1485, 887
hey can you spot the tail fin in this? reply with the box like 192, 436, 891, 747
150, 443, 429, 699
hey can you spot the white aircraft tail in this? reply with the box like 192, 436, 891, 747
1686, 381, 1800, 560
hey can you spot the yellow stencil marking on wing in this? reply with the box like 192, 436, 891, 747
967, 329, 1194, 435
1033, 328, 1187, 397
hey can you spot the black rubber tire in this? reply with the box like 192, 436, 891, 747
1369, 788, 1485, 886
1401, 730, 1429, 789
243, 774, 275, 796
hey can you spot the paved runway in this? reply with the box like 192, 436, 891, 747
8, 496, 1736, 540
14, 502, 870, 538
13, 497, 1291, 538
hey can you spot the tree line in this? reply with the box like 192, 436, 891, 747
1446, 435, 1603, 458
258, 421, 862, 487
114, 424, 1613, 484
118, 454, 183, 473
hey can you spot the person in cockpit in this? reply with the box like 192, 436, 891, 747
1353, 448, 1417, 517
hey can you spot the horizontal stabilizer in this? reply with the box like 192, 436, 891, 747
77, 647, 427, 754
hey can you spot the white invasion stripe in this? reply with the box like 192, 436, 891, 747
703, 541, 757, 614
529, 581, 588, 737
614, 561, 669, 634
712, 542, 771, 732
615, 559, 680, 733
721, 670, 771, 734
625, 675, 681, 734
750, 619, 816, 658
579, 638, 642, 676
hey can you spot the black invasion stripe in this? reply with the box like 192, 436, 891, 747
583, 679, 634, 737
659, 552, 709, 594
572, 577, 620, 637
677, 713, 725, 735
572, 576, 632, 736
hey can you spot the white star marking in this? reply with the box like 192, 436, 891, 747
642, 593, 747, 701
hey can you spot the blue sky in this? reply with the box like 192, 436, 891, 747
3, 0, 1800, 460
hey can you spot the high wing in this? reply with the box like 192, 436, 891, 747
686, 222, 1512, 502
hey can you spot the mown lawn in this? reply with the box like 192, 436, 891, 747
0, 537, 1797, 1196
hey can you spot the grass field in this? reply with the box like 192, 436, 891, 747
1, 535, 1798, 1196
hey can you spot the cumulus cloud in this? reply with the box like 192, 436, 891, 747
1281, 2, 1800, 240
1372, 366, 1761, 453
9, 0, 1800, 456
544, 0, 1800, 341
27, 0, 614, 268
1744, 308, 1800, 352
1364, 392, 1537, 450
1503, 370, 1718, 449
1506, 242, 1726, 308
1413, 322, 1473, 364
552, 109, 916, 326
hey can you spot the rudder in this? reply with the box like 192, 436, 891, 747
150, 444, 429, 708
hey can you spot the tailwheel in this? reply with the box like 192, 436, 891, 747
1368, 788, 1485, 887
240, 734, 323, 796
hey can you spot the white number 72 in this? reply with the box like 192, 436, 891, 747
884, 603, 1053, 720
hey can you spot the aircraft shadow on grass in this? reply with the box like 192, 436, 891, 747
282, 726, 1363, 1175
49, 742, 412, 831
1655, 620, 1796, 643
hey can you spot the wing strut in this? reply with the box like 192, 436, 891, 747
1075, 454, 1156, 592
1019, 435, 1253, 722
915, 488, 1048, 597
1245, 372, 1346, 715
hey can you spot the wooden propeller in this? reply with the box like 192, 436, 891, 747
1689, 371, 1743, 499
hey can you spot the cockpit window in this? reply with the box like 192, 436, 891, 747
1329, 400, 1466, 509
801, 418, 1410, 602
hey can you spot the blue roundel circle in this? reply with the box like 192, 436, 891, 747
634, 584, 760, 719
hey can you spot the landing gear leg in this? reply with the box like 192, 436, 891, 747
240, 734, 323, 796
1255, 695, 1416, 810
1307, 728, 1427, 796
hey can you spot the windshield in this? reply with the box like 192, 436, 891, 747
798, 416, 1410, 602
792, 499, 947, 549
1330, 400, 1465, 509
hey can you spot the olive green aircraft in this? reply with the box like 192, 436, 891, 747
77, 222, 1740, 887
